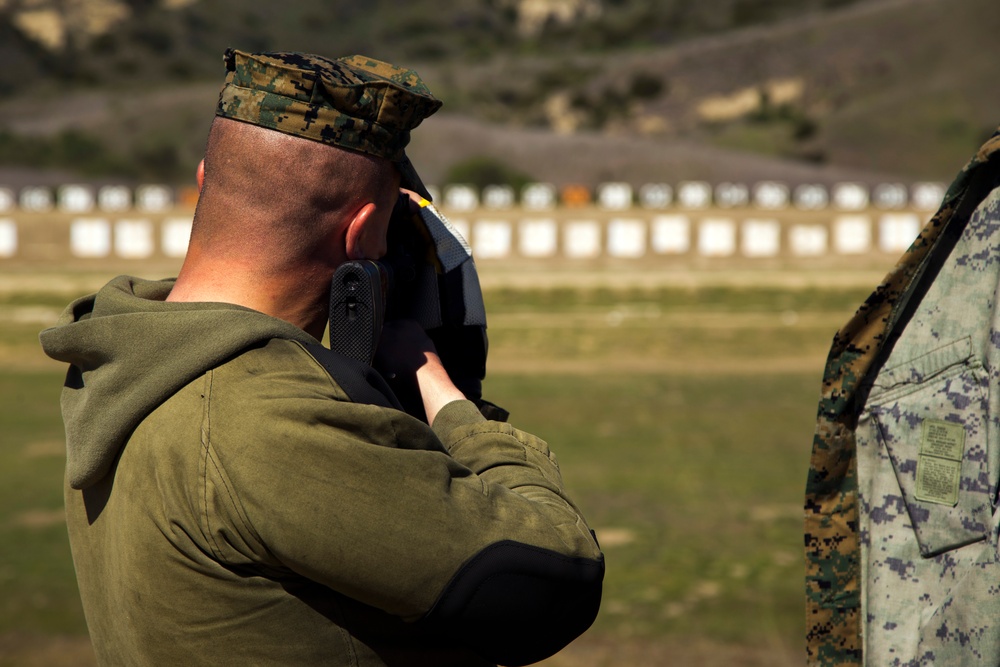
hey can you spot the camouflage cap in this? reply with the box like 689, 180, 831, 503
216, 48, 443, 200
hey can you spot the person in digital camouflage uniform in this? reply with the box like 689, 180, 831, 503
40, 49, 604, 667
806, 128, 1000, 666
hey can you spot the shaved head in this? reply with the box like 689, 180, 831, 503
192, 117, 400, 271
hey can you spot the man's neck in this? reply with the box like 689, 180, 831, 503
167, 256, 330, 340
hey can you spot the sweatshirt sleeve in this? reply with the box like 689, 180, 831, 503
202, 345, 604, 667
424, 400, 606, 665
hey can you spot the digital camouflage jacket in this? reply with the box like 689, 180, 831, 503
806, 129, 1000, 665
40, 277, 604, 667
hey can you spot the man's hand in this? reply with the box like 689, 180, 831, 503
374, 319, 466, 425
399, 187, 426, 208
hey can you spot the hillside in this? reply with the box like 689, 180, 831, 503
0, 0, 875, 92
427, 0, 1000, 182
0, 0, 995, 188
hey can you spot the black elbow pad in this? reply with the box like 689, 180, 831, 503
426, 541, 605, 666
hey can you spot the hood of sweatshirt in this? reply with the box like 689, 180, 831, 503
39, 275, 318, 490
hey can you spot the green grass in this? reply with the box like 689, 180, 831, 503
483, 285, 861, 370
0, 281, 872, 663
484, 372, 815, 648
0, 370, 87, 635
483, 285, 867, 314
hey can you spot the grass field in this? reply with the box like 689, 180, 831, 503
0, 271, 877, 666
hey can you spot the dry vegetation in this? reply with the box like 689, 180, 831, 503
0, 0, 996, 187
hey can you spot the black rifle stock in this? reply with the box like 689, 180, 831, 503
328, 260, 388, 367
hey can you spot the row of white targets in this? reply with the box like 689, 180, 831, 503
433, 181, 948, 212
0, 180, 946, 259
0, 212, 925, 260
0, 181, 947, 213
443, 213, 925, 260
0, 185, 176, 213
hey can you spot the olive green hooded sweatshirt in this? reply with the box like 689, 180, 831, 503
40, 276, 603, 667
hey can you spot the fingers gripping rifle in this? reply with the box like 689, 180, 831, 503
328, 195, 508, 423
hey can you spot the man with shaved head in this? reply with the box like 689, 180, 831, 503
40, 50, 604, 666
171, 117, 401, 343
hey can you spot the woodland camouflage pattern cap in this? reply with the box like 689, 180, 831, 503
216, 48, 443, 200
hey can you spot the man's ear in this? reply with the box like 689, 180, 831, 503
344, 202, 380, 260
196, 159, 206, 192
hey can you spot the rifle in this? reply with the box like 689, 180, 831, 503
328, 194, 507, 423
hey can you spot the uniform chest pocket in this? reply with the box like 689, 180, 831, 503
868, 337, 991, 557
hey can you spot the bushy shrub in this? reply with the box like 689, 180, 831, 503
443, 156, 534, 190
0, 129, 193, 182
628, 72, 666, 100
